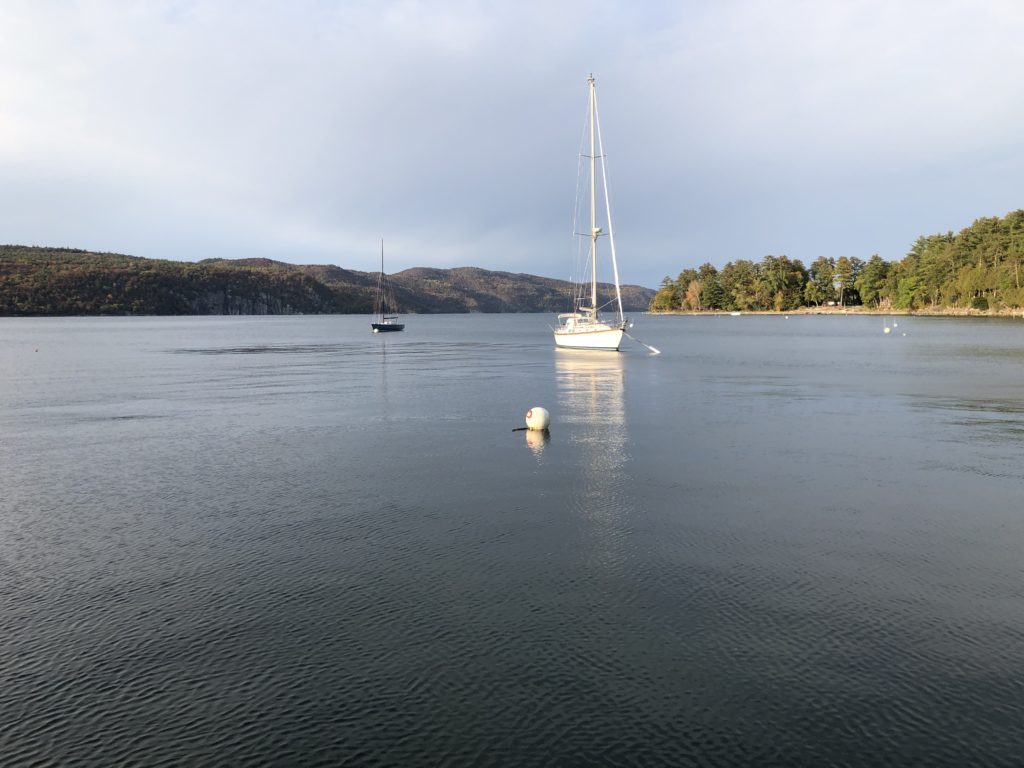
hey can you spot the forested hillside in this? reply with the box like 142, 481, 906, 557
650, 210, 1024, 313
0, 247, 655, 316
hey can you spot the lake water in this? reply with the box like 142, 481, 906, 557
1, 313, 1023, 766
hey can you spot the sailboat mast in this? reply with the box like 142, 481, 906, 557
593, 87, 625, 323
588, 74, 598, 313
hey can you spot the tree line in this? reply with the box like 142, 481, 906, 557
0, 246, 656, 315
650, 209, 1024, 313
0, 247, 344, 315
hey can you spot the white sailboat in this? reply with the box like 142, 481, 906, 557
554, 74, 627, 352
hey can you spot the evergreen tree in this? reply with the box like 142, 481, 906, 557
650, 276, 681, 311
855, 255, 889, 307
698, 263, 726, 310
719, 259, 759, 311
835, 256, 854, 307
805, 256, 835, 306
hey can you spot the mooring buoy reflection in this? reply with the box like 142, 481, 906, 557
524, 427, 550, 458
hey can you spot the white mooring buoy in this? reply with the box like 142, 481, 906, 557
525, 407, 550, 431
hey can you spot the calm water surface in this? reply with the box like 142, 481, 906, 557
1, 314, 1023, 766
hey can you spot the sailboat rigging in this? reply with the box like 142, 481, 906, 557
554, 73, 627, 351
371, 240, 404, 333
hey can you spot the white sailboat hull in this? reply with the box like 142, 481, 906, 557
553, 325, 624, 351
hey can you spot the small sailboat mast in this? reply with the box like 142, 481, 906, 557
376, 238, 384, 321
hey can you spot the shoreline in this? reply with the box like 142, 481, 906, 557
648, 306, 1024, 318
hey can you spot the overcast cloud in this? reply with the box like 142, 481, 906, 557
2, 0, 1022, 287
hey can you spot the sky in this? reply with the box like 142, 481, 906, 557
2, 0, 1023, 289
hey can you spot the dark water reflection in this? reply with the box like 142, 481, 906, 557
1, 314, 1023, 766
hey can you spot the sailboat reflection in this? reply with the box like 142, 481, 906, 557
554, 351, 630, 531
377, 336, 390, 408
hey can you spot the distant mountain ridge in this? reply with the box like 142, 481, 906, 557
0, 246, 655, 316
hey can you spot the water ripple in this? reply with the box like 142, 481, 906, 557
4, 315, 1024, 766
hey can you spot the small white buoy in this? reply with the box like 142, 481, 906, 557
884, 327, 892, 334
525, 407, 550, 431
